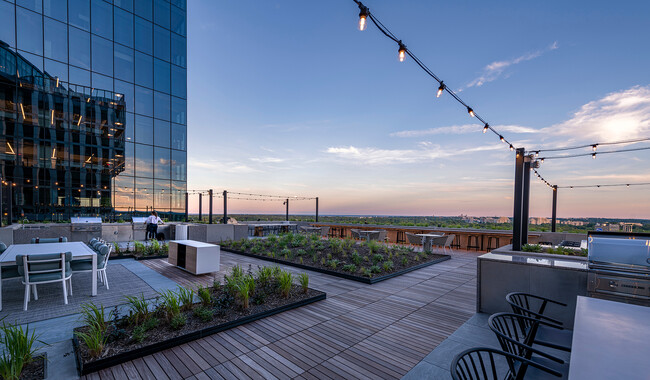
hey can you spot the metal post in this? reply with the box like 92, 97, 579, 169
184, 192, 188, 222
208, 189, 213, 224
512, 148, 525, 251
315, 197, 319, 222
198, 193, 202, 222
7, 183, 12, 225
285, 198, 289, 221
223, 190, 228, 224
522, 160, 531, 245
0, 179, 3, 228
552, 185, 558, 232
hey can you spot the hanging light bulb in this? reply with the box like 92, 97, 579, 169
467, 107, 475, 117
437, 82, 445, 98
540, 158, 544, 163
483, 123, 489, 133
358, 4, 368, 31
499, 135, 505, 143
509, 144, 514, 151
592, 153, 597, 159
626, 184, 630, 188
398, 41, 406, 62
535, 151, 539, 157
592, 144, 598, 152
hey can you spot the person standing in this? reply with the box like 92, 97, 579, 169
145, 211, 163, 240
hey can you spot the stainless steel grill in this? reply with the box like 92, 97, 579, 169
132, 217, 148, 231
587, 232, 650, 306
71, 216, 102, 232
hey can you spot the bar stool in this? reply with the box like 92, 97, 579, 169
396, 231, 406, 244
450, 235, 461, 250
466, 235, 481, 251
486, 236, 500, 252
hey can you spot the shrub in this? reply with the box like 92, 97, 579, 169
522, 244, 543, 253
296, 249, 306, 257
298, 273, 309, 294
382, 261, 394, 271
159, 290, 181, 320
75, 303, 112, 359
351, 252, 361, 265
328, 259, 340, 269
112, 241, 121, 256
256, 266, 274, 286
401, 257, 408, 266
177, 286, 194, 311
342, 264, 356, 273
196, 285, 212, 307
369, 265, 381, 274
124, 294, 150, 325
233, 277, 253, 309
372, 254, 384, 264
0, 323, 42, 380
277, 270, 293, 298
131, 325, 147, 343
193, 306, 214, 322
170, 314, 187, 330
133, 241, 145, 254
149, 239, 160, 255
281, 248, 292, 259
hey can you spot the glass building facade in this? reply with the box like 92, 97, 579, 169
0, 0, 187, 221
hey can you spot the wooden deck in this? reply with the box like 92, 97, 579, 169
82, 249, 479, 380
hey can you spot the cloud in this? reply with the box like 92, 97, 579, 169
189, 159, 259, 173
540, 85, 650, 142
250, 157, 285, 163
325, 144, 504, 165
463, 42, 558, 89
391, 124, 539, 137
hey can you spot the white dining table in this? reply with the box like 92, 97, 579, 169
0, 242, 97, 311
568, 296, 650, 379
416, 233, 444, 252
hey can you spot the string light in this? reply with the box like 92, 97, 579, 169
483, 123, 489, 133
397, 41, 406, 62
467, 107, 475, 117
358, 3, 368, 31
592, 153, 596, 159
499, 135, 505, 143
437, 82, 445, 98
592, 144, 598, 152
509, 144, 514, 151
530, 137, 650, 154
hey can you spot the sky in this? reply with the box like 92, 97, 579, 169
185, 0, 650, 219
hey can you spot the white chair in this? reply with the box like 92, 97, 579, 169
319, 226, 330, 238
17, 252, 72, 311
377, 230, 388, 242
71, 244, 112, 289
405, 232, 423, 249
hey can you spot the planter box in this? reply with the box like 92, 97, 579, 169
222, 248, 450, 284
73, 291, 326, 375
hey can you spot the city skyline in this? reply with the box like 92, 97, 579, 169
186, 0, 650, 219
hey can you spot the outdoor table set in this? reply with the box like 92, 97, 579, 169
0, 241, 104, 311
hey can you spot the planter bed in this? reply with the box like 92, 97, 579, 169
18, 354, 46, 380
73, 266, 325, 376
110, 254, 169, 261
220, 233, 450, 284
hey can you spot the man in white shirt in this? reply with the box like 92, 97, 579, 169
145, 211, 163, 240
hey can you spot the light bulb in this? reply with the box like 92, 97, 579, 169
627, 184, 630, 188
499, 135, 505, 142
358, 4, 369, 31
437, 82, 445, 98
398, 41, 406, 62
540, 158, 544, 163
467, 107, 475, 117
509, 144, 514, 151
592, 144, 597, 152
535, 151, 539, 157
592, 153, 596, 159
483, 123, 489, 133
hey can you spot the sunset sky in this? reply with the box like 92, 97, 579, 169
186, 0, 650, 218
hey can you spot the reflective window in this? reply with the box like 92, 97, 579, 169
17, 7, 43, 55
170, 33, 186, 67
153, 25, 170, 62
153, 58, 170, 93
44, 18, 68, 63
171, 123, 186, 151
123, 112, 135, 142
134, 51, 153, 88
154, 119, 170, 148
121, 142, 134, 176
91, 0, 112, 40
171, 65, 186, 98
134, 0, 152, 21
134, 115, 153, 145
114, 44, 134, 83
153, 0, 170, 29
171, 0, 185, 11
114, 8, 133, 47
171, 96, 186, 124
69, 66, 91, 87
135, 144, 154, 178
114, 0, 133, 13
154, 147, 170, 179
114, 79, 134, 113
69, 0, 90, 31
135, 177, 153, 210
135, 86, 154, 117
134, 17, 152, 55
44, 0, 67, 22
154, 91, 170, 121
17, 0, 42, 13
92, 72, 112, 91
91, 35, 113, 76
0, 2, 16, 49
45, 59, 68, 82
69, 27, 91, 69
171, 149, 186, 181
154, 179, 171, 211
170, 6, 186, 36
171, 180, 186, 211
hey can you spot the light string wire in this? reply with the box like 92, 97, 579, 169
530, 137, 650, 155
185, 190, 316, 202
538, 146, 650, 161
352, 0, 516, 151
533, 169, 650, 190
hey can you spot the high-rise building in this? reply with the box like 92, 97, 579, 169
0, 0, 187, 221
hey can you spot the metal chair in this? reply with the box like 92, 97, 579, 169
0, 242, 6, 253
30, 237, 68, 244
377, 230, 388, 242
350, 229, 361, 239
405, 232, 423, 248
506, 292, 572, 351
16, 252, 72, 311
451, 347, 561, 380
488, 313, 568, 378
442, 234, 455, 253
71, 244, 112, 290
319, 226, 330, 237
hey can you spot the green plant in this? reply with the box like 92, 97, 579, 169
382, 261, 394, 271
193, 306, 214, 322
196, 285, 212, 307
112, 241, 121, 256
149, 239, 160, 254
296, 249, 306, 256
0, 323, 42, 380
351, 252, 361, 265
256, 266, 274, 286
177, 286, 194, 311
131, 325, 147, 343
298, 273, 309, 294
522, 244, 543, 253
133, 241, 145, 254
170, 314, 187, 330
401, 257, 408, 266
369, 265, 381, 274
277, 270, 293, 298
233, 278, 252, 309
159, 290, 181, 320
367, 240, 381, 254
372, 254, 384, 264
124, 294, 150, 325
76, 303, 112, 359
328, 259, 340, 269
342, 264, 357, 272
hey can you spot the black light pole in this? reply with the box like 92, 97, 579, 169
0, 179, 3, 228
512, 148, 526, 251
198, 192, 202, 222
315, 197, 319, 222
7, 183, 12, 225
284, 198, 289, 221
184, 192, 188, 222
522, 159, 532, 245
551, 185, 558, 232
223, 190, 228, 224
208, 189, 213, 224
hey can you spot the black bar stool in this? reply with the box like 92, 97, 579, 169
396, 231, 406, 244
467, 235, 481, 251
486, 236, 500, 251
451, 234, 461, 250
